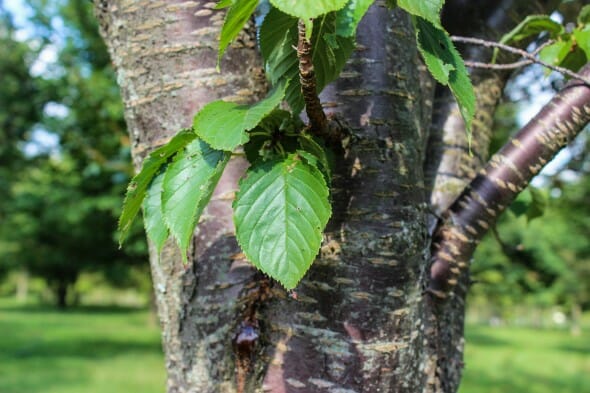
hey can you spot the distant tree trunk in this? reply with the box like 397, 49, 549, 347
56, 280, 68, 309
94, 0, 563, 392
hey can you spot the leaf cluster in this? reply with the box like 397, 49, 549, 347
497, 5, 590, 75
120, 0, 477, 289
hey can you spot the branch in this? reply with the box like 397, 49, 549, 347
297, 20, 328, 136
428, 63, 590, 299
452, 36, 590, 86
464, 59, 533, 70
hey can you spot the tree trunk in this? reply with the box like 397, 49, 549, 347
56, 280, 68, 309
93, 1, 572, 392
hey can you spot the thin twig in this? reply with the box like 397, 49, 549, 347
451, 35, 590, 85
297, 20, 328, 135
464, 59, 533, 70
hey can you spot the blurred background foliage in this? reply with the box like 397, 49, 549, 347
0, 0, 148, 308
0, 0, 587, 392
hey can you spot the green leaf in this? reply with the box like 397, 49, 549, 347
243, 109, 301, 163
500, 15, 563, 44
335, 0, 374, 37
259, 8, 300, 109
494, 15, 564, 62
397, 0, 444, 28
234, 154, 331, 289
143, 170, 169, 253
193, 81, 287, 151
299, 134, 332, 184
217, 0, 259, 65
260, 8, 354, 113
162, 139, 230, 261
269, 0, 348, 21
118, 129, 197, 245
573, 28, 590, 60
414, 17, 475, 133
215, 0, 235, 9
526, 187, 547, 222
539, 39, 574, 68
509, 187, 547, 222
578, 4, 590, 25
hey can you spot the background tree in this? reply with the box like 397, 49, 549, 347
0, 0, 148, 307
94, 1, 589, 392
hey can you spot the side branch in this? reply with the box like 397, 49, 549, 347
297, 20, 328, 135
451, 36, 590, 86
428, 63, 590, 298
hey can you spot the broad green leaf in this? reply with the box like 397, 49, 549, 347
269, 0, 348, 21
218, 0, 259, 65
162, 139, 230, 260
397, 0, 444, 28
335, 0, 374, 37
260, 8, 300, 110
118, 129, 196, 245
493, 15, 564, 63
260, 8, 354, 113
415, 17, 475, 133
143, 170, 168, 253
193, 81, 287, 151
234, 154, 331, 289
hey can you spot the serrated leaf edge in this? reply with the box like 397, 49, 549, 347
233, 155, 331, 288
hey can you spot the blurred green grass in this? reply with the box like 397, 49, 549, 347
460, 324, 590, 393
1, 297, 588, 392
0, 298, 165, 393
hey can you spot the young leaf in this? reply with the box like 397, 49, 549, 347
260, 8, 354, 113
243, 109, 300, 163
217, 0, 259, 65
397, 0, 444, 28
335, 0, 374, 37
234, 154, 331, 289
539, 39, 574, 68
118, 129, 197, 245
299, 134, 332, 184
193, 81, 287, 151
143, 170, 169, 253
162, 138, 230, 261
414, 17, 475, 133
573, 28, 590, 60
493, 15, 564, 63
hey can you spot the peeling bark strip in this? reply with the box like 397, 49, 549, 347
428, 63, 590, 298
297, 19, 328, 135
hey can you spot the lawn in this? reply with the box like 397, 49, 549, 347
0, 299, 166, 393
460, 324, 590, 393
1, 298, 588, 393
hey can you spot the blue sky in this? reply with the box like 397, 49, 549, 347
4, 0, 32, 33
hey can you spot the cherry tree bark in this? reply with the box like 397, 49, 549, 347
94, 1, 586, 392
